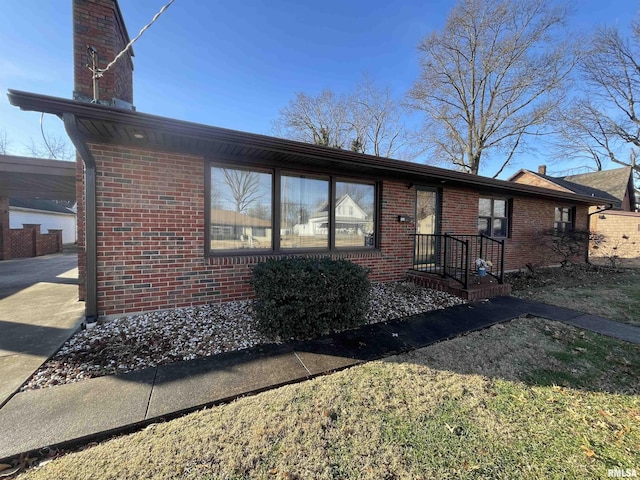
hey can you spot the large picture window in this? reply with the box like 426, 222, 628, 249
478, 197, 509, 238
210, 167, 272, 251
208, 164, 378, 254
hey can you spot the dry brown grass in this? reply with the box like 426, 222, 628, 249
510, 266, 640, 326
18, 317, 640, 480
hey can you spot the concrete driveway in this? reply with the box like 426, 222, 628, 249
0, 253, 84, 406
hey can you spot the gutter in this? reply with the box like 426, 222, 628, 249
586, 203, 615, 265
7, 89, 612, 206
63, 113, 98, 326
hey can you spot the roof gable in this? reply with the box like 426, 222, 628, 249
562, 167, 633, 207
510, 170, 573, 193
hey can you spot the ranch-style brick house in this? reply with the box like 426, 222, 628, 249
7, 0, 612, 324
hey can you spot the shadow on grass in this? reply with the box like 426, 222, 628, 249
383, 316, 640, 396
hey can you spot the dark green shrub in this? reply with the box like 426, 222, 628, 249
250, 257, 371, 340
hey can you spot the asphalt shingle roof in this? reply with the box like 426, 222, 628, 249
9, 198, 75, 215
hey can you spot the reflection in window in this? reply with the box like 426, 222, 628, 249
478, 198, 509, 238
335, 181, 375, 247
210, 167, 272, 250
281, 175, 329, 249
554, 207, 574, 232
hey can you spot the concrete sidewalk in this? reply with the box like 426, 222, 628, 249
1, 295, 638, 461
0, 253, 84, 408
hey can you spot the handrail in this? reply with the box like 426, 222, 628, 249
412, 233, 505, 287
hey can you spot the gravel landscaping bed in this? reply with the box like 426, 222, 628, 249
21, 282, 464, 391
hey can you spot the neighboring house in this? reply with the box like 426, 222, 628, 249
210, 208, 272, 250
7, 0, 610, 322
511, 166, 640, 260
291, 194, 373, 248
9, 198, 77, 244
510, 165, 636, 211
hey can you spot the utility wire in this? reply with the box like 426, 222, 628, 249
40, 112, 58, 159
98, 0, 175, 77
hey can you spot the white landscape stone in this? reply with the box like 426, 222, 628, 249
20, 282, 464, 391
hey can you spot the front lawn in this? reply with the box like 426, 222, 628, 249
508, 265, 640, 326
17, 317, 640, 480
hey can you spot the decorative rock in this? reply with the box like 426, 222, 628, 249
20, 282, 464, 391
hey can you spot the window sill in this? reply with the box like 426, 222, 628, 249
207, 248, 382, 265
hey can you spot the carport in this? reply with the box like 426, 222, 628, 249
0, 155, 82, 406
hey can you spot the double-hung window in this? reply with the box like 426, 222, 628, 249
208, 164, 377, 254
554, 207, 574, 232
478, 198, 509, 238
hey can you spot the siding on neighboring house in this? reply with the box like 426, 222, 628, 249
10, 207, 77, 244
591, 210, 640, 259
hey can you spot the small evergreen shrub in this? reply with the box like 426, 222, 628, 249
250, 257, 371, 340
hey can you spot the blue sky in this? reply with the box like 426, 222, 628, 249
0, 0, 637, 178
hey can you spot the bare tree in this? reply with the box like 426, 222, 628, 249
0, 129, 8, 155
408, 0, 575, 177
221, 169, 263, 213
558, 21, 640, 188
553, 99, 615, 173
348, 76, 410, 158
272, 90, 350, 149
273, 76, 413, 159
26, 135, 75, 161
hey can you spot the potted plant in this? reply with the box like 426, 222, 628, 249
475, 257, 493, 278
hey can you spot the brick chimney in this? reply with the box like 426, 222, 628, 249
73, 0, 134, 107
538, 165, 547, 175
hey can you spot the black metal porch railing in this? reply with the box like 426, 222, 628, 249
413, 233, 505, 289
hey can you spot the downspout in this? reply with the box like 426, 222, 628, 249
63, 113, 97, 325
586, 203, 614, 265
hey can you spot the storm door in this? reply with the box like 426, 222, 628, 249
414, 188, 439, 268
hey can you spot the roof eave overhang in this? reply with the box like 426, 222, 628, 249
7, 89, 611, 206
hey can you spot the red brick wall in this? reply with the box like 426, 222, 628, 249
0, 197, 9, 260
10, 229, 35, 258
440, 185, 589, 270
89, 144, 415, 317
74, 0, 133, 300
441, 186, 479, 235
9, 226, 62, 258
76, 157, 86, 300
89, 143, 591, 317
73, 0, 133, 104
38, 233, 61, 256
